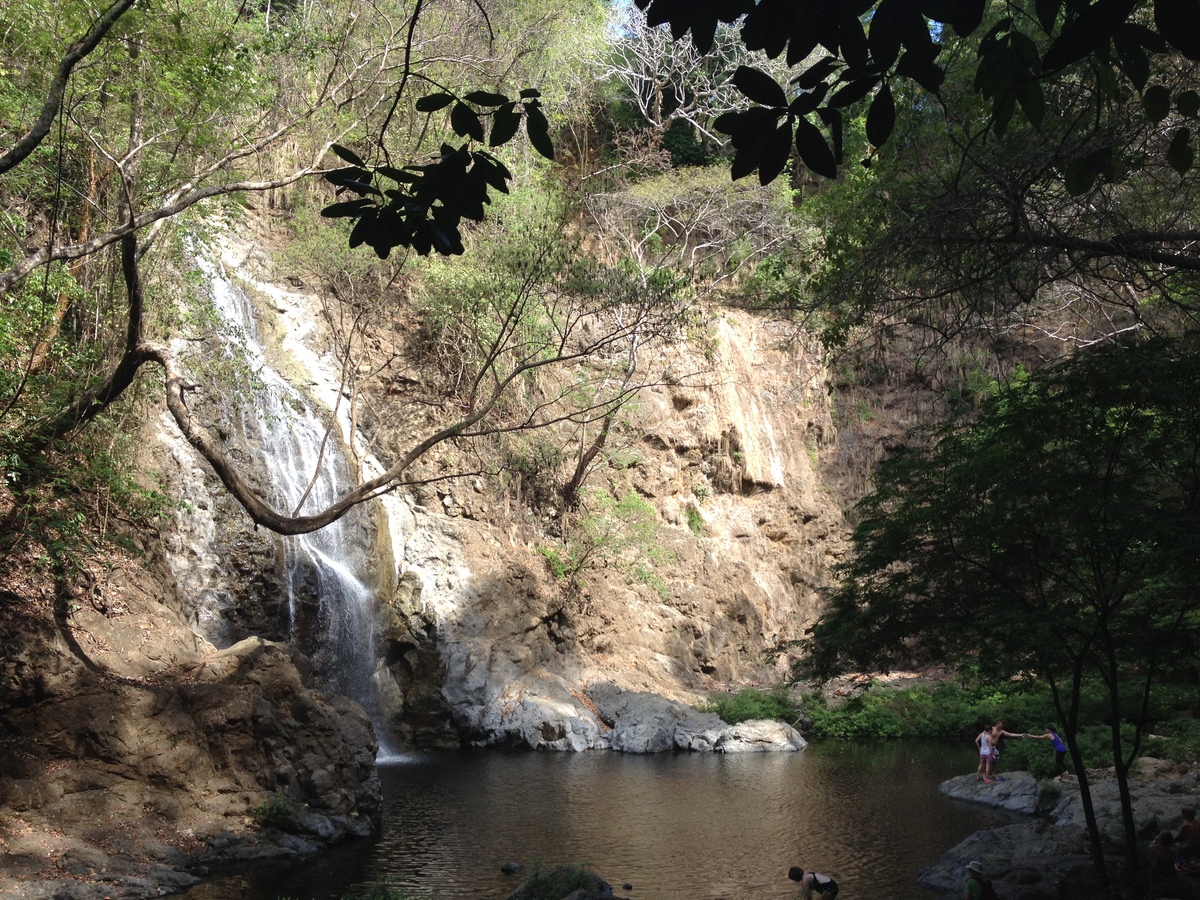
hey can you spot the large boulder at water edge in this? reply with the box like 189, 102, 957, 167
921, 766, 1200, 899
588, 683, 807, 753
939, 771, 1042, 814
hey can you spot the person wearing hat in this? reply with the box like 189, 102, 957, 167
964, 861, 997, 899
788, 865, 839, 898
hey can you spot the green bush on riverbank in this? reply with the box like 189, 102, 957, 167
703, 680, 1200, 776
697, 687, 796, 724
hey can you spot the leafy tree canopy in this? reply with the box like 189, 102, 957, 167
805, 337, 1200, 683
634, 0, 1200, 186
800, 336, 1200, 874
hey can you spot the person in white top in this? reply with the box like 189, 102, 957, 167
975, 727, 994, 783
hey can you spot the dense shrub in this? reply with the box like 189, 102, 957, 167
698, 687, 796, 724
800, 677, 1200, 765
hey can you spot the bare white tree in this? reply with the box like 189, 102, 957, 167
597, 4, 794, 144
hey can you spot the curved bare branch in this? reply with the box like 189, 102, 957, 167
0, 0, 138, 176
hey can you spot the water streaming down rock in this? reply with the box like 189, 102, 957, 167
178, 254, 395, 753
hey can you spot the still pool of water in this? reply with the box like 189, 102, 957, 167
184, 742, 1009, 899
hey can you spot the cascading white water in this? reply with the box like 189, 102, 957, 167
196, 255, 393, 750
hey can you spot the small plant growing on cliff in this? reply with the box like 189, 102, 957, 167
538, 488, 673, 594
254, 790, 298, 830
685, 505, 704, 536
536, 544, 570, 581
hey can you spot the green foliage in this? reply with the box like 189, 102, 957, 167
800, 679, 1200, 765
698, 686, 796, 724
684, 505, 704, 536
537, 487, 672, 594
536, 543, 570, 581
806, 340, 1200, 687
253, 790, 298, 830
662, 120, 709, 166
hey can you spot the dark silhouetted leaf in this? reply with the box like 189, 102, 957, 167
839, 13, 871, 68
1042, 0, 1137, 72
1010, 31, 1043, 74
1178, 90, 1200, 118
1117, 22, 1167, 52
818, 107, 845, 164
1064, 157, 1097, 195
1015, 80, 1046, 126
451, 103, 485, 142
869, 0, 908, 70
794, 117, 837, 178
992, 94, 1016, 135
1168, 126, 1194, 174
415, 93, 456, 113
347, 213, 374, 249
524, 103, 555, 160
759, 121, 794, 185
830, 74, 881, 108
794, 56, 840, 90
1035, 0, 1061, 33
715, 106, 782, 140
464, 90, 509, 106
1113, 32, 1149, 89
731, 137, 766, 180
376, 166, 417, 184
489, 105, 521, 147
322, 198, 375, 218
733, 66, 789, 107
331, 144, 366, 167
1143, 84, 1172, 121
325, 166, 370, 188
789, 83, 829, 116
896, 52, 946, 92
1155, 0, 1200, 60
953, 0, 987, 35
866, 84, 896, 147
519, 88, 542, 99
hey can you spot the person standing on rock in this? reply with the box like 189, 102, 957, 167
975, 726, 995, 783
988, 721, 1023, 780
1028, 725, 1070, 779
788, 866, 839, 898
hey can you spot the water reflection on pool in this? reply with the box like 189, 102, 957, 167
184, 742, 1005, 899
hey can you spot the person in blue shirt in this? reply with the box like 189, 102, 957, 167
1030, 725, 1070, 779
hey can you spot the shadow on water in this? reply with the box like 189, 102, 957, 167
183, 741, 1011, 900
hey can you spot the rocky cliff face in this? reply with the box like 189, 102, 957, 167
0, 541, 381, 899
151, 221, 851, 752
0, 220, 851, 895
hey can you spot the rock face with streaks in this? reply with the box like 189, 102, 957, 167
156, 224, 855, 753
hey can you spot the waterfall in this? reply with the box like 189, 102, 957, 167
185, 253, 397, 755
